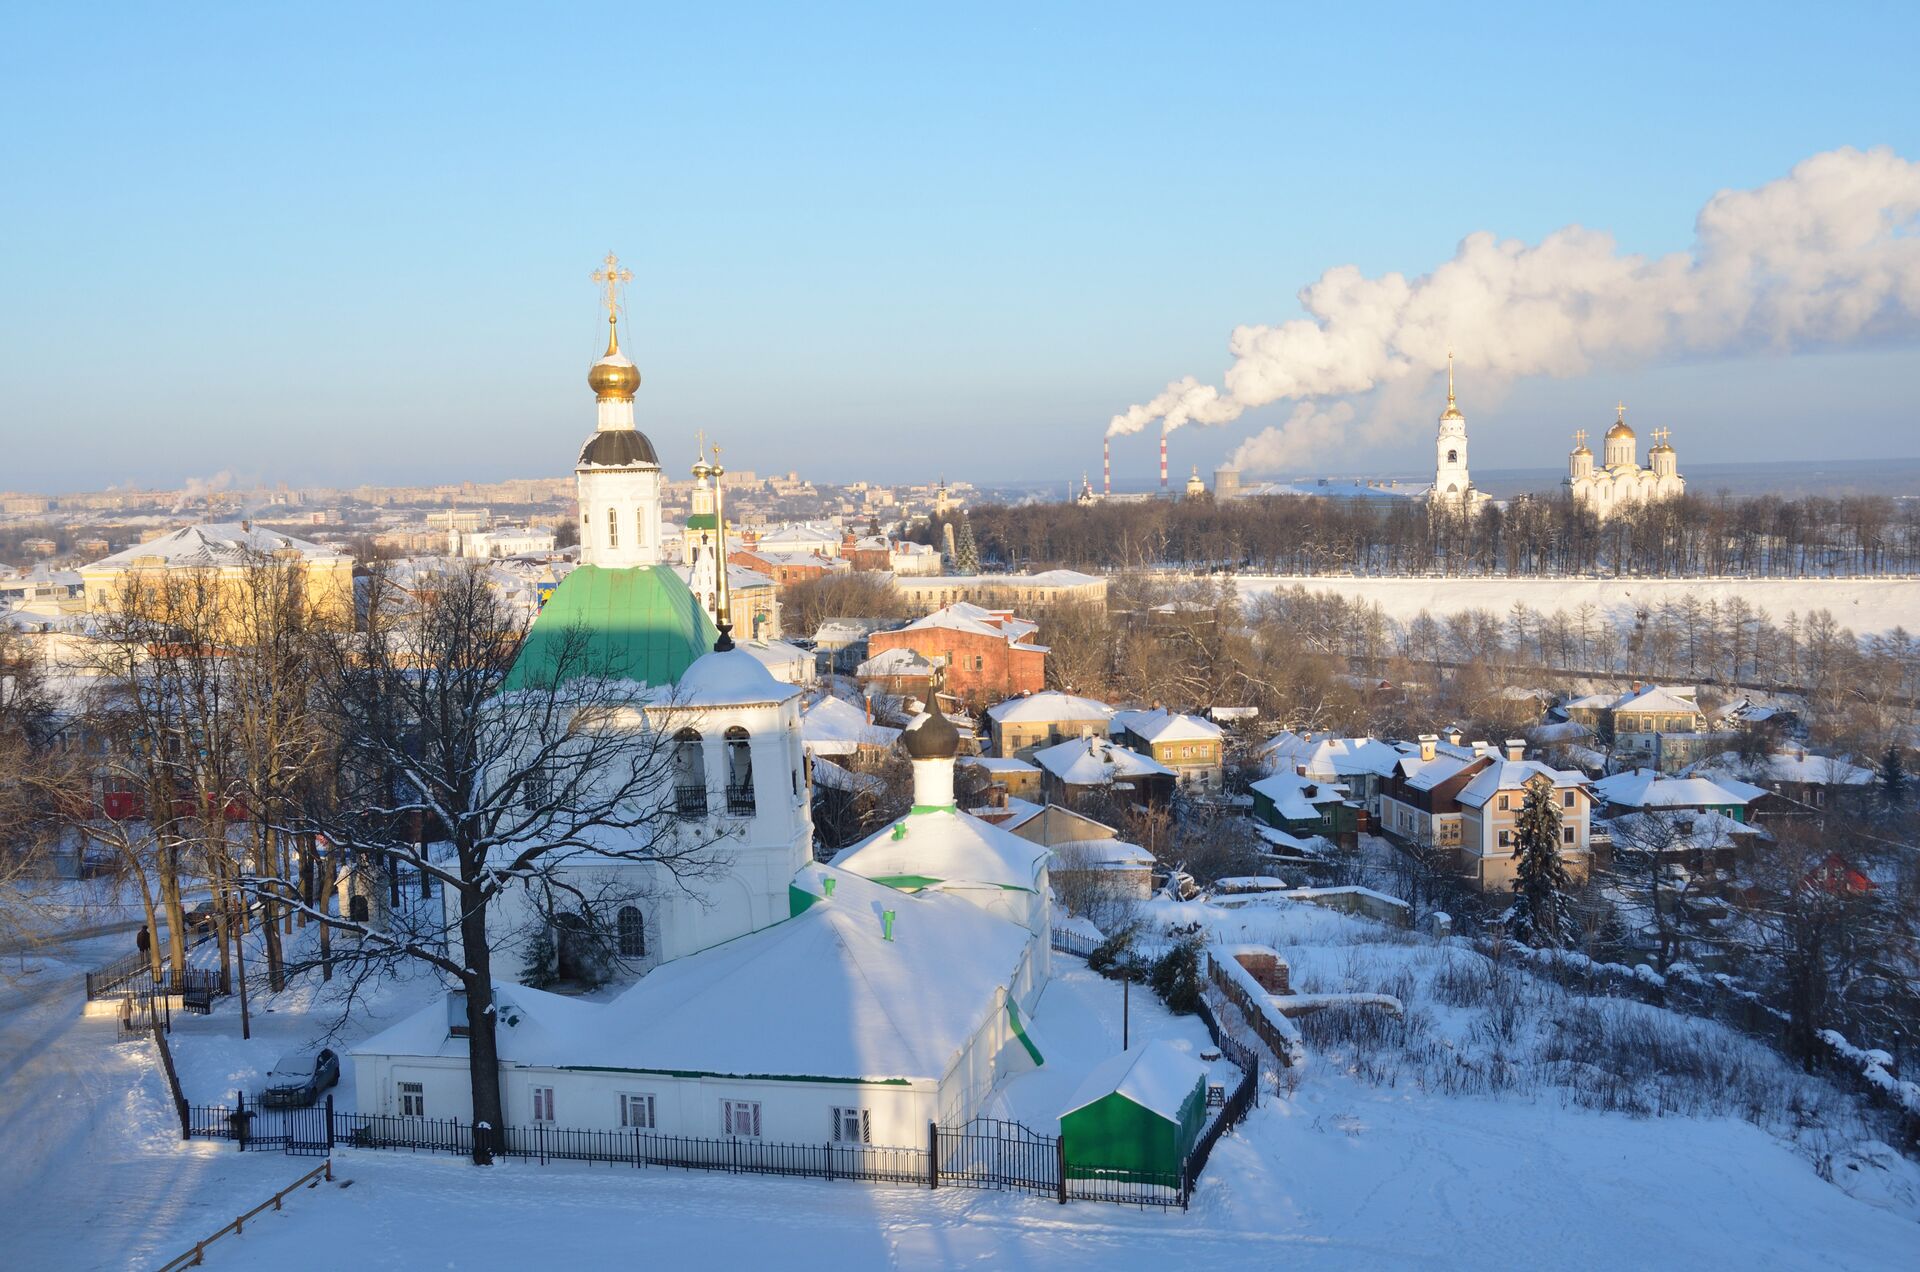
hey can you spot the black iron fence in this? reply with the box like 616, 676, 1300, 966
86, 949, 152, 999
1049, 928, 1103, 959
180, 1100, 1248, 1209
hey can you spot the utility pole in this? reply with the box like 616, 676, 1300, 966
233, 880, 252, 1040
1123, 975, 1130, 1051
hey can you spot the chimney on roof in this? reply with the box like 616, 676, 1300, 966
1631, 680, 1642, 695
1445, 727, 1462, 746
1471, 740, 1491, 758
1506, 739, 1526, 761
1417, 734, 1437, 761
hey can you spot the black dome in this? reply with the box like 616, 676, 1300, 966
577, 429, 660, 468
901, 693, 961, 760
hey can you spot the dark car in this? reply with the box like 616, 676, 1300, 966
260, 1047, 341, 1108
184, 900, 220, 934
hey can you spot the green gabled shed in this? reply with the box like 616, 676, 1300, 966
502, 564, 718, 692
1058, 1040, 1209, 1185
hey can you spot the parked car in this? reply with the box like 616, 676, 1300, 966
184, 900, 220, 934
261, 1048, 341, 1108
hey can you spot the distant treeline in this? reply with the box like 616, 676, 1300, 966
923, 492, 1920, 577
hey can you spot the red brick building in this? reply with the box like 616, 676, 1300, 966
729, 548, 832, 586
864, 602, 1044, 707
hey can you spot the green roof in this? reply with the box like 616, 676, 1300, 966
685, 512, 720, 531
503, 564, 719, 692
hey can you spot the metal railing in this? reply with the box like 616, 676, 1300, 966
673, 784, 708, 818
725, 783, 756, 817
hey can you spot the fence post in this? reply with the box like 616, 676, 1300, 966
1055, 1138, 1067, 1205
927, 1122, 938, 1189
325, 1094, 335, 1150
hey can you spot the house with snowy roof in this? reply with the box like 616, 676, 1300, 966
1256, 731, 1402, 817
1561, 683, 1716, 771
1248, 770, 1350, 841
77, 521, 354, 629
1109, 709, 1224, 791
1592, 769, 1768, 822
1031, 735, 1177, 812
1450, 748, 1594, 889
864, 602, 1046, 706
985, 691, 1116, 760
1686, 748, 1877, 819
800, 693, 901, 758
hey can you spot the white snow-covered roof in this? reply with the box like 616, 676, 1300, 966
1592, 769, 1768, 809
676, 647, 800, 707
985, 692, 1115, 724
358, 868, 1033, 1085
1689, 749, 1876, 788
1455, 760, 1587, 808
801, 694, 900, 755
1249, 770, 1349, 821
899, 602, 1039, 645
1258, 731, 1401, 779
1110, 709, 1223, 745
1031, 736, 1174, 786
856, 647, 934, 677
810, 755, 885, 796
1613, 685, 1702, 716
1059, 1040, 1207, 1122
959, 755, 1040, 775
83, 522, 347, 570
1395, 749, 1480, 792
831, 807, 1050, 892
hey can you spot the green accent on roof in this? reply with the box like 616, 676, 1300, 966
788, 883, 819, 917
909, 803, 958, 815
503, 564, 719, 692
1006, 998, 1044, 1066
866, 874, 942, 892
556, 1064, 911, 1086
686, 513, 719, 531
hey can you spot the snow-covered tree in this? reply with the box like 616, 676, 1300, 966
1505, 777, 1575, 949
953, 514, 980, 575
1879, 743, 1908, 815
275, 563, 726, 1165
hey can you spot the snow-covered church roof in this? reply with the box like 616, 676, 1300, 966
829, 807, 1049, 893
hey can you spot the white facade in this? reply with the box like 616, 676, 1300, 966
1567, 408, 1684, 518
576, 319, 666, 568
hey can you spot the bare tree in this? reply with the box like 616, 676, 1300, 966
274, 563, 727, 1164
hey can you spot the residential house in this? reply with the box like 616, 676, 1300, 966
1255, 732, 1401, 820
1109, 709, 1225, 792
893, 570, 1107, 615
1031, 736, 1176, 812
1451, 745, 1593, 890
1248, 770, 1350, 842
1686, 748, 1877, 819
864, 603, 1046, 706
985, 692, 1116, 760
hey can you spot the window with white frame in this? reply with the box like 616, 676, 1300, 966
1498, 794, 1510, 811
619, 1092, 656, 1129
1563, 826, 1575, 845
831, 1107, 870, 1144
398, 1081, 425, 1117
722, 1099, 761, 1137
1563, 790, 1576, 808
532, 1085, 556, 1123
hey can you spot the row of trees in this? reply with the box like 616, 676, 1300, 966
929, 490, 1920, 577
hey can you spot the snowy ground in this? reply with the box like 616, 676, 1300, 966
3, 907, 1915, 1269
1231, 574, 1920, 636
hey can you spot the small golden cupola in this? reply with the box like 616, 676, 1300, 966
588, 251, 642, 402
1606, 401, 1634, 440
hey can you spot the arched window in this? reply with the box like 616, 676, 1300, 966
617, 906, 646, 959
724, 726, 755, 816
1446, 449, 1458, 465
673, 728, 706, 817
349, 894, 369, 923
607, 506, 619, 549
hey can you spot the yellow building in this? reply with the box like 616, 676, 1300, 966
79, 522, 355, 628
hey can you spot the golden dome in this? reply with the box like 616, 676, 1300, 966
588, 314, 641, 400
1572, 443, 1592, 456
1606, 421, 1633, 440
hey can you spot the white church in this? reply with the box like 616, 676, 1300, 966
1566, 404, 1685, 517
1424, 354, 1492, 513
352, 262, 1056, 1145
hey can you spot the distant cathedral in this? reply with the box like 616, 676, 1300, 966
1565, 404, 1684, 518
1426, 352, 1491, 512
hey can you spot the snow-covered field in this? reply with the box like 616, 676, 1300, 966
4, 905, 1916, 1270
1232, 574, 1920, 635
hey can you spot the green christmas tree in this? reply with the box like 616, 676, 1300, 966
1880, 743, 1908, 814
953, 513, 980, 575
1505, 777, 1575, 948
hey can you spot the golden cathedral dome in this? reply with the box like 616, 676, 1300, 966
587, 315, 641, 400
1606, 421, 1633, 440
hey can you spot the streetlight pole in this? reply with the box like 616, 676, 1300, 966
233, 875, 252, 1040
1123, 975, 1130, 1051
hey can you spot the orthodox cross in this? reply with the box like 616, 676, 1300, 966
1616, 401, 1627, 420
1574, 429, 1587, 447
1652, 427, 1671, 444
591, 251, 632, 323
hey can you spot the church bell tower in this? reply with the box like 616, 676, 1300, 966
576, 252, 664, 568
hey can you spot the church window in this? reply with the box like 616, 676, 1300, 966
831, 1107, 871, 1143
725, 727, 756, 816
607, 507, 619, 549
723, 1099, 762, 1137
532, 1086, 557, 1123
523, 763, 551, 809
673, 729, 706, 817
398, 1081, 425, 1118
349, 894, 369, 923
620, 1092, 656, 1129
617, 906, 646, 958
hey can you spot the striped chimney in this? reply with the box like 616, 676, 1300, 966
1103, 436, 1111, 495
1159, 424, 1168, 492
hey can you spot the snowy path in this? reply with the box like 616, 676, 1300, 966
0, 939, 290, 1272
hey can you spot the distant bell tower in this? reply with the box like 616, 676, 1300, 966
576, 251, 664, 568
1431, 350, 1473, 501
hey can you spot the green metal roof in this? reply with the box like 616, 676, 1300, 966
502, 564, 719, 692
685, 512, 720, 531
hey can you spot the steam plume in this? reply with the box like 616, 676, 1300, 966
1103, 146, 1920, 472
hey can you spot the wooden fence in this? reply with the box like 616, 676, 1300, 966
153, 1159, 334, 1271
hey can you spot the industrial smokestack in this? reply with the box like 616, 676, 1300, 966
1103, 435, 1111, 496
1159, 424, 1168, 493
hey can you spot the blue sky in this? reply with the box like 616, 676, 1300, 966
2, 2, 1916, 492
